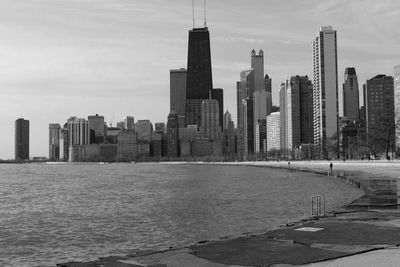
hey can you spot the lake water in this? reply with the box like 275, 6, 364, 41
0, 163, 363, 266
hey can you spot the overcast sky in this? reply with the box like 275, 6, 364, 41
0, 0, 399, 159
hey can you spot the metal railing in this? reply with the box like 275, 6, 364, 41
311, 195, 325, 217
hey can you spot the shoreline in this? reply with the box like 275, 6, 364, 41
57, 161, 384, 267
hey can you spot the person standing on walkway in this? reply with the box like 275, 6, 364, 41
329, 162, 333, 175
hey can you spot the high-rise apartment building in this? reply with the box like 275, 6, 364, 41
60, 125, 69, 161
312, 26, 339, 157
253, 90, 268, 152
343, 68, 359, 122
279, 82, 287, 153
67, 117, 89, 161
280, 76, 313, 154
267, 112, 280, 152
154, 122, 166, 133
237, 69, 255, 128
167, 112, 179, 157
67, 117, 89, 146
365, 75, 395, 154
264, 74, 272, 115
255, 119, 266, 154
135, 120, 153, 142
394, 65, 400, 148
116, 130, 138, 161
170, 68, 186, 128
116, 121, 125, 130
88, 114, 105, 144
49, 123, 61, 161
15, 118, 29, 160
211, 88, 223, 128
237, 69, 255, 159
223, 110, 232, 131
200, 98, 221, 141
124, 116, 135, 130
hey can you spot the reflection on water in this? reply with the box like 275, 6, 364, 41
0, 163, 362, 266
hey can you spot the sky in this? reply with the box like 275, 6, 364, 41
0, 0, 399, 159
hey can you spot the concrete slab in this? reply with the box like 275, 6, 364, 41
303, 247, 400, 267
120, 248, 246, 267
190, 235, 348, 266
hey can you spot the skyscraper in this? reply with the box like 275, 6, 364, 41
135, 120, 153, 142
251, 49, 264, 91
365, 75, 395, 155
124, 116, 135, 130
281, 76, 313, 152
279, 82, 287, 153
49, 123, 61, 161
15, 118, 29, 160
67, 117, 89, 161
312, 26, 339, 158
170, 68, 186, 128
200, 98, 221, 141
253, 90, 268, 152
186, 28, 213, 99
237, 69, 255, 128
185, 27, 213, 127
267, 112, 280, 152
211, 88, 223, 128
237, 68, 256, 159
223, 110, 232, 131
394, 65, 400, 148
88, 114, 105, 144
343, 67, 359, 122
167, 112, 179, 157
264, 74, 272, 115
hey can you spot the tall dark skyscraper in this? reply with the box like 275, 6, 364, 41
365, 74, 395, 154
343, 67, 359, 122
15, 118, 29, 160
185, 27, 215, 127
186, 27, 213, 99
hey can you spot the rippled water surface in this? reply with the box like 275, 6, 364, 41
0, 163, 363, 266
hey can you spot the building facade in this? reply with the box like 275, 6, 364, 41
343, 67, 360, 122
49, 123, 61, 161
185, 27, 213, 127
135, 120, 153, 142
365, 75, 395, 155
124, 116, 135, 130
279, 82, 287, 153
170, 68, 186, 128
394, 65, 400, 148
88, 114, 105, 144
15, 118, 29, 160
117, 129, 138, 161
312, 26, 339, 158
251, 49, 264, 91
167, 112, 179, 157
267, 112, 280, 151
200, 99, 221, 141
211, 88, 223, 128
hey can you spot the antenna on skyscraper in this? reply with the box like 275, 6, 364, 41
192, 0, 195, 28
204, 0, 206, 27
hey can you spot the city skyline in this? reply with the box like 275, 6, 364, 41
1, 0, 399, 159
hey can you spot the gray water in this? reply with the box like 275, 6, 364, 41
0, 163, 363, 266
